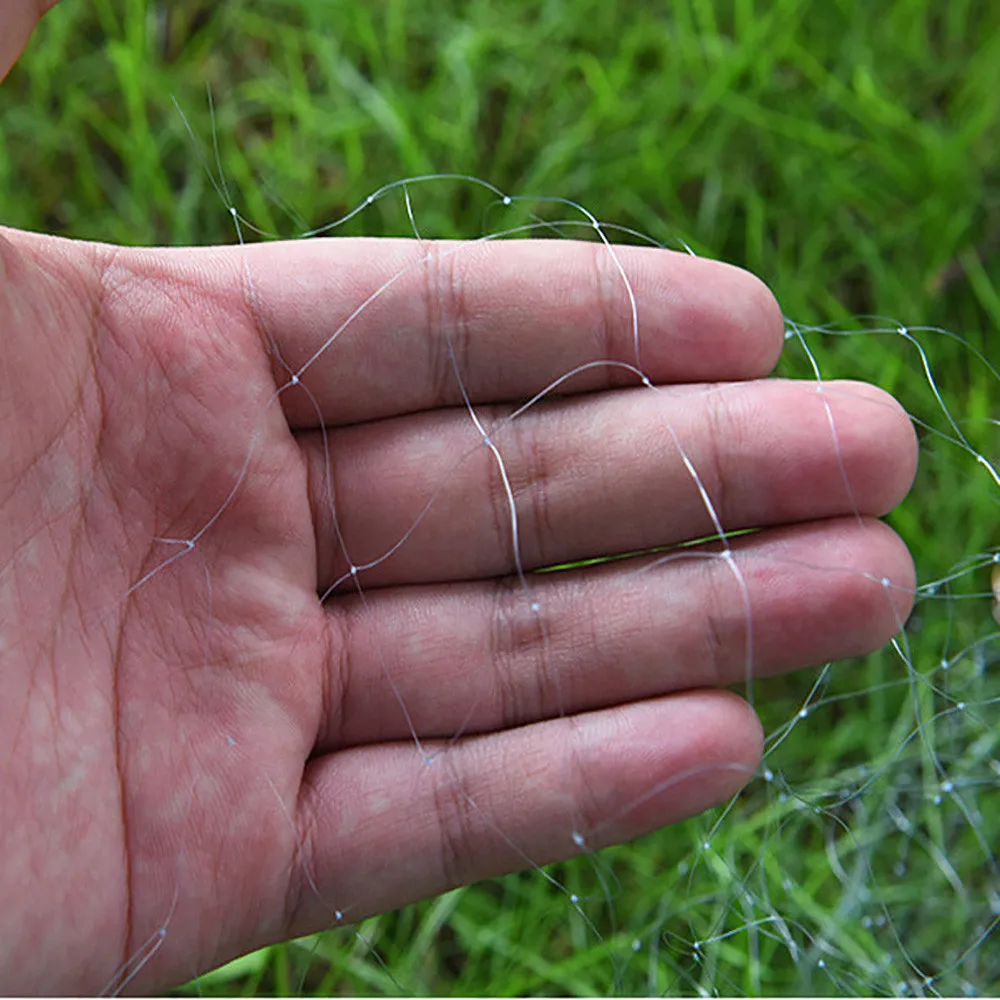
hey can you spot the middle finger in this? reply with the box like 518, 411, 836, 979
303, 378, 916, 592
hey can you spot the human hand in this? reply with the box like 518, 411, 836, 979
0, 9, 917, 996
0, 224, 917, 994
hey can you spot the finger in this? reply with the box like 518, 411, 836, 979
216, 238, 784, 425
305, 379, 917, 591
1, 1, 59, 82
319, 517, 914, 750
288, 689, 762, 936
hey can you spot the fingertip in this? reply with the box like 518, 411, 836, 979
653, 254, 787, 382
733, 267, 787, 378
874, 518, 918, 632
588, 690, 765, 843
685, 689, 765, 792
828, 380, 920, 516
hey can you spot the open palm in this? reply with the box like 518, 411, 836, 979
0, 226, 916, 993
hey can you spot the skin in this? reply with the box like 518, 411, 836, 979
1, 6, 918, 994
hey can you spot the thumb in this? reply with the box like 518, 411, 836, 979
1, 1, 61, 83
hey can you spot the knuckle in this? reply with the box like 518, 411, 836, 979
588, 241, 634, 374
318, 606, 351, 746
697, 386, 733, 530
488, 580, 552, 728
423, 241, 473, 408
483, 408, 555, 573
559, 716, 608, 840
698, 554, 742, 687
431, 760, 479, 890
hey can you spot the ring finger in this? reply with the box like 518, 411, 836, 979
318, 516, 915, 751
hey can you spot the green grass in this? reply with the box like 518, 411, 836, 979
3, 0, 999, 995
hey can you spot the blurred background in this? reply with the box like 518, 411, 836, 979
2, 0, 998, 995
4, 0, 999, 330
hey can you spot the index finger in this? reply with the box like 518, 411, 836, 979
196, 238, 785, 427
